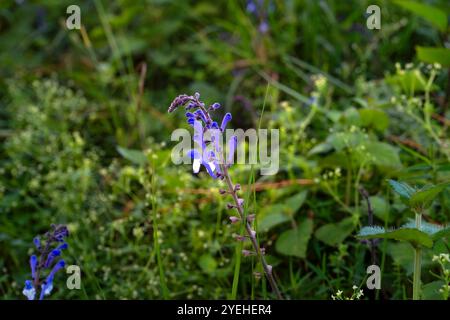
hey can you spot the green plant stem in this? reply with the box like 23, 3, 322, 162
221, 164, 283, 300
413, 212, 422, 300
150, 160, 169, 299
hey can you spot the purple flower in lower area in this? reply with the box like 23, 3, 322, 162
22, 224, 69, 300
22, 280, 35, 300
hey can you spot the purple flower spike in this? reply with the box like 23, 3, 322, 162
220, 113, 232, 132
229, 216, 240, 224
45, 249, 61, 268
30, 255, 37, 280
26, 225, 70, 301
210, 102, 221, 110
23, 280, 35, 300
188, 149, 202, 173
259, 21, 269, 34
33, 237, 41, 250
246, 1, 257, 13
49, 260, 66, 278
242, 250, 255, 257
227, 135, 237, 164
210, 121, 219, 129
185, 112, 195, 119
57, 242, 68, 251
202, 160, 217, 179
194, 109, 208, 123
168, 94, 195, 113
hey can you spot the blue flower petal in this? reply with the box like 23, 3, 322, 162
22, 280, 36, 300
220, 113, 232, 131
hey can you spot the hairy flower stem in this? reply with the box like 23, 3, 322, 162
220, 164, 283, 300
413, 212, 422, 300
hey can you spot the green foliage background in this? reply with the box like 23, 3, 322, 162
0, 0, 449, 299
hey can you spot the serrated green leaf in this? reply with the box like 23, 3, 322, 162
409, 182, 450, 210
275, 219, 313, 258
416, 47, 450, 68
315, 217, 355, 246
117, 146, 147, 166
403, 219, 445, 236
394, 1, 447, 32
388, 179, 416, 199
357, 226, 433, 248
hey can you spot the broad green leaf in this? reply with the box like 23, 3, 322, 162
386, 242, 415, 274
365, 142, 402, 169
327, 131, 365, 151
386, 241, 442, 275
416, 47, 450, 67
258, 209, 291, 232
285, 191, 308, 211
259, 191, 307, 231
315, 217, 355, 246
394, 1, 447, 32
422, 280, 446, 300
275, 219, 313, 258
388, 179, 416, 199
409, 182, 450, 210
117, 146, 147, 166
198, 254, 217, 274
357, 226, 433, 248
361, 196, 392, 223
358, 109, 389, 132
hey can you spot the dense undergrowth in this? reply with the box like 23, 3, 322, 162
0, 0, 449, 299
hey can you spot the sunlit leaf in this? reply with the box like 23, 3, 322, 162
416, 47, 450, 68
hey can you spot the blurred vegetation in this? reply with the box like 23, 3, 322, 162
0, 0, 449, 299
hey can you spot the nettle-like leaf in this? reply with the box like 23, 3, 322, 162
388, 179, 416, 200
357, 220, 450, 248
405, 219, 450, 242
388, 180, 449, 210
409, 182, 450, 210
357, 226, 433, 248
